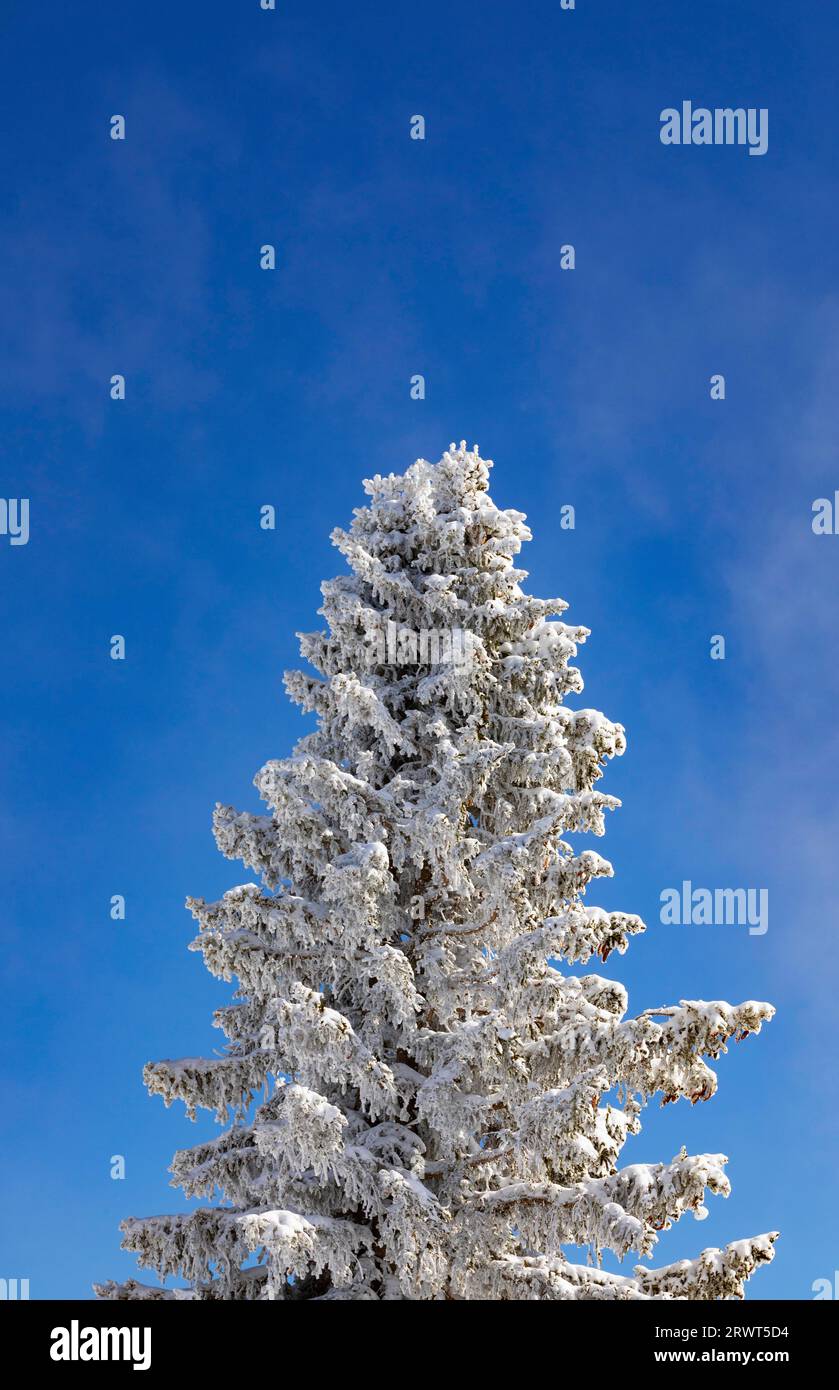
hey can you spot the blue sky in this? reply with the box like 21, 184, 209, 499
1, 0, 837, 1299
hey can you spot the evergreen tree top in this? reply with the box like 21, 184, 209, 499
97, 444, 776, 1302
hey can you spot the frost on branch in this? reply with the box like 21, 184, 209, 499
96, 444, 776, 1302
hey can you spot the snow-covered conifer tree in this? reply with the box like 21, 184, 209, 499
97, 444, 777, 1301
